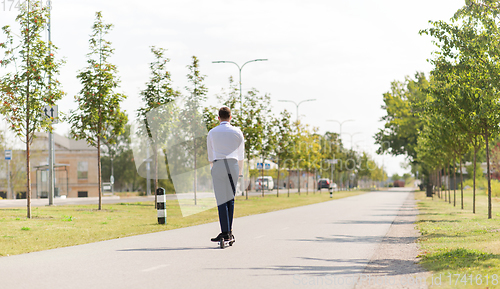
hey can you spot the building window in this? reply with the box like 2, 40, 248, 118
77, 161, 88, 180
78, 191, 88, 198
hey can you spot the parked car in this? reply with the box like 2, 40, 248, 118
317, 178, 336, 190
255, 176, 274, 191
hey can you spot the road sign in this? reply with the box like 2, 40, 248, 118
257, 163, 263, 169
102, 182, 112, 191
5, 150, 12, 160
326, 159, 338, 164
265, 163, 270, 170
110, 175, 115, 185
43, 105, 58, 123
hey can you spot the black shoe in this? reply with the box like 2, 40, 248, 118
226, 231, 235, 242
211, 233, 224, 242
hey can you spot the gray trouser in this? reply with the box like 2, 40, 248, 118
211, 159, 239, 206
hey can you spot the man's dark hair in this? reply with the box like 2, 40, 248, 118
219, 106, 231, 120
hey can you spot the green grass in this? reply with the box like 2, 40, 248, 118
416, 189, 500, 288
0, 190, 364, 257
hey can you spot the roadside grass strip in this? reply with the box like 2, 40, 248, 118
416, 190, 500, 288
0, 190, 364, 257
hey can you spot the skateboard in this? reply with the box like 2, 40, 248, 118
217, 236, 235, 249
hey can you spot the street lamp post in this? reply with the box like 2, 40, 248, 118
342, 132, 361, 190
278, 98, 316, 193
327, 119, 354, 147
212, 59, 268, 116
342, 132, 362, 150
327, 120, 354, 191
278, 99, 317, 123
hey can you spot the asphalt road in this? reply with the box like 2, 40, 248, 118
0, 188, 415, 289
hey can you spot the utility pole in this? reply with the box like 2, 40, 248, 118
5, 150, 12, 199
47, 8, 55, 205
146, 147, 151, 196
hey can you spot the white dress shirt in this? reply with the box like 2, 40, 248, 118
207, 121, 245, 162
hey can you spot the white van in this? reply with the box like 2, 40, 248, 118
255, 176, 274, 191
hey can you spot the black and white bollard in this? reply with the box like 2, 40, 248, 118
156, 187, 167, 224
329, 186, 333, 198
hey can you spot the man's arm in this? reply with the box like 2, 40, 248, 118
207, 131, 214, 164
237, 131, 245, 176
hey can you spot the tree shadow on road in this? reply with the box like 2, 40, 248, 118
207, 257, 424, 277
291, 234, 417, 245
117, 246, 215, 252
331, 219, 416, 225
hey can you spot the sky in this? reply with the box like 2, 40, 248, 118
0, 0, 465, 176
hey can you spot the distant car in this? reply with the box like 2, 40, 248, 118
318, 178, 336, 190
255, 176, 274, 191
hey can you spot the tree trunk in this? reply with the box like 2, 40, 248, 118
473, 147, 477, 214
460, 158, 464, 210
485, 128, 492, 219
98, 136, 102, 210
313, 168, 316, 194
437, 170, 440, 199
287, 167, 290, 197
306, 168, 309, 195
443, 168, 448, 202
453, 161, 456, 207
245, 160, 248, 200
261, 157, 265, 197
447, 165, 451, 204
298, 168, 301, 196
436, 170, 440, 198
154, 143, 158, 208
276, 156, 279, 198
193, 138, 197, 205
26, 131, 31, 219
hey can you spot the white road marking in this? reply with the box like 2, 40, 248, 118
142, 264, 170, 272
254, 235, 265, 239
281, 227, 289, 230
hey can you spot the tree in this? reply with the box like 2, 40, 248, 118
375, 73, 429, 164
67, 12, 127, 210
0, 1, 65, 217
294, 124, 321, 194
270, 110, 293, 197
101, 122, 131, 193
318, 132, 341, 184
216, 78, 271, 198
182, 55, 208, 204
136, 46, 180, 205
422, 0, 500, 218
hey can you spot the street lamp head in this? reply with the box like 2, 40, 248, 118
254, 59, 268, 62
212, 61, 228, 63
342, 132, 362, 137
